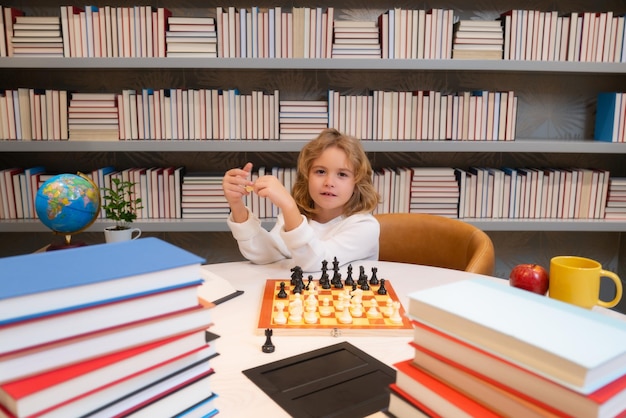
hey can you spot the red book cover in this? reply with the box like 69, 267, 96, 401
394, 359, 500, 417
411, 320, 626, 418
0, 330, 213, 417
0, 305, 213, 383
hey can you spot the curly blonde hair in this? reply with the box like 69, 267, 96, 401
292, 129, 379, 219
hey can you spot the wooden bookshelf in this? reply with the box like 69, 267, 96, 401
1, 1, 626, 288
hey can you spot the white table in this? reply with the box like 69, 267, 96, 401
201, 260, 625, 417
201, 260, 490, 417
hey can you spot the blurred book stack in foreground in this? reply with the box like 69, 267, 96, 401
0, 238, 218, 417
387, 278, 626, 417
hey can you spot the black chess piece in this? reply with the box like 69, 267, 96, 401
358, 266, 368, 286
369, 267, 379, 285
306, 275, 313, 291
262, 328, 275, 353
360, 280, 370, 291
334, 273, 344, 288
290, 266, 302, 286
277, 282, 288, 298
377, 278, 388, 295
345, 264, 355, 286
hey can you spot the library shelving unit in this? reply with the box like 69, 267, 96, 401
1, 1, 626, 288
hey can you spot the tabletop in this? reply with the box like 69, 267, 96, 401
201, 259, 494, 417
200, 259, 625, 417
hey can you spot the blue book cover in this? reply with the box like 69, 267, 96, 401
594, 92, 619, 142
1, 238, 205, 324
1, 237, 204, 301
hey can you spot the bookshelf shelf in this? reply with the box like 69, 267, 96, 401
1, 139, 624, 154
0, 57, 625, 74
3, 218, 625, 233
1, 1, 626, 277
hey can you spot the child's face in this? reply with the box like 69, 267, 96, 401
307, 146, 357, 222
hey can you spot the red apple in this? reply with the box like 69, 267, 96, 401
509, 264, 549, 295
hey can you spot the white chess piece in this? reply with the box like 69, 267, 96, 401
350, 299, 363, 317
274, 301, 287, 325
390, 301, 403, 324
304, 309, 318, 324
319, 297, 333, 316
339, 306, 353, 324
367, 298, 380, 317
385, 298, 394, 317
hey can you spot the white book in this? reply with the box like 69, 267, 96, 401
408, 278, 626, 394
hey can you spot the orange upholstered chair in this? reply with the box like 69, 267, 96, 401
374, 213, 495, 276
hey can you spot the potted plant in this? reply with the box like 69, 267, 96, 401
101, 178, 143, 242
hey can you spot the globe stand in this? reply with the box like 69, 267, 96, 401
47, 234, 87, 251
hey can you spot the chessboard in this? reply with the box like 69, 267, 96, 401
257, 263, 413, 336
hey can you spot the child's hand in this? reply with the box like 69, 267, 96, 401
222, 162, 254, 206
253, 175, 296, 212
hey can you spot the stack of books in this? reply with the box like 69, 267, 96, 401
68, 92, 119, 141
166, 16, 217, 57
331, 20, 381, 58
10, 15, 63, 57
452, 20, 504, 60
605, 177, 626, 220
181, 173, 229, 219
409, 167, 460, 218
0, 238, 218, 417
279, 100, 328, 140
388, 278, 626, 417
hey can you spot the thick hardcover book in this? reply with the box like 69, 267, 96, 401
408, 278, 626, 394
0, 305, 213, 383
0, 331, 215, 417
594, 92, 622, 142
410, 320, 626, 418
0, 283, 201, 355
0, 237, 205, 325
394, 359, 500, 417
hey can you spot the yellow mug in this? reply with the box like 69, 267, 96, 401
549, 256, 623, 309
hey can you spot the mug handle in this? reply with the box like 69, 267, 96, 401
131, 228, 142, 240
598, 270, 623, 308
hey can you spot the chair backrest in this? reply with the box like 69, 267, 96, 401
374, 213, 495, 276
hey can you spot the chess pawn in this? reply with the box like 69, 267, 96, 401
304, 309, 318, 324
390, 301, 403, 324
339, 306, 353, 324
367, 298, 381, 317
319, 297, 333, 316
274, 301, 287, 325
289, 304, 303, 323
384, 298, 394, 317
350, 301, 363, 317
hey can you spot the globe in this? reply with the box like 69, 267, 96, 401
35, 173, 101, 246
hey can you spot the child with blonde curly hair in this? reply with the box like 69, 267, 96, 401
222, 128, 380, 272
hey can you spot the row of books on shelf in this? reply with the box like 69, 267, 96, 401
3, 87, 625, 142
0, 238, 218, 418
2, 165, 626, 222
387, 278, 626, 417
1, 88, 521, 141
2, 6, 626, 62
501, 10, 626, 63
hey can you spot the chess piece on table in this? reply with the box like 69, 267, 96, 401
339, 306, 353, 324
345, 264, 354, 286
274, 302, 287, 325
262, 328, 275, 353
377, 278, 388, 295
369, 267, 379, 285
277, 282, 288, 299
390, 301, 403, 324
319, 297, 333, 316
367, 298, 381, 317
